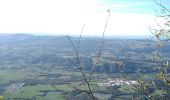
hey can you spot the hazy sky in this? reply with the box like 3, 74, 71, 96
0, 0, 169, 36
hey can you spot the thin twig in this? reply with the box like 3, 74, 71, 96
154, 0, 170, 12
89, 9, 111, 81
77, 24, 86, 54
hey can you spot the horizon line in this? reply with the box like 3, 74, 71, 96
0, 33, 152, 39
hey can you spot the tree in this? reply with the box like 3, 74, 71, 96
152, 0, 170, 84
149, 0, 170, 99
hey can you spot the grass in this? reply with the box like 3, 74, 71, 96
141, 74, 155, 79
2, 84, 65, 99
0, 69, 109, 99
118, 85, 135, 93
0, 70, 27, 84
2, 81, 108, 99
2, 83, 88, 99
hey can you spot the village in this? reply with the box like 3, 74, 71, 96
98, 78, 138, 87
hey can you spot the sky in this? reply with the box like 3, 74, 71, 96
0, 0, 169, 37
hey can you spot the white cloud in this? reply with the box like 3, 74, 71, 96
0, 0, 155, 36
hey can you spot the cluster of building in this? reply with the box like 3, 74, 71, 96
5, 82, 25, 92
98, 78, 138, 87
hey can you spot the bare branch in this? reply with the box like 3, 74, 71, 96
154, 0, 170, 12
77, 24, 86, 55
67, 24, 95, 100
89, 9, 111, 81
67, 9, 111, 100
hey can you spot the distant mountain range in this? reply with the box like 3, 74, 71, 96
0, 33, 150, 40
